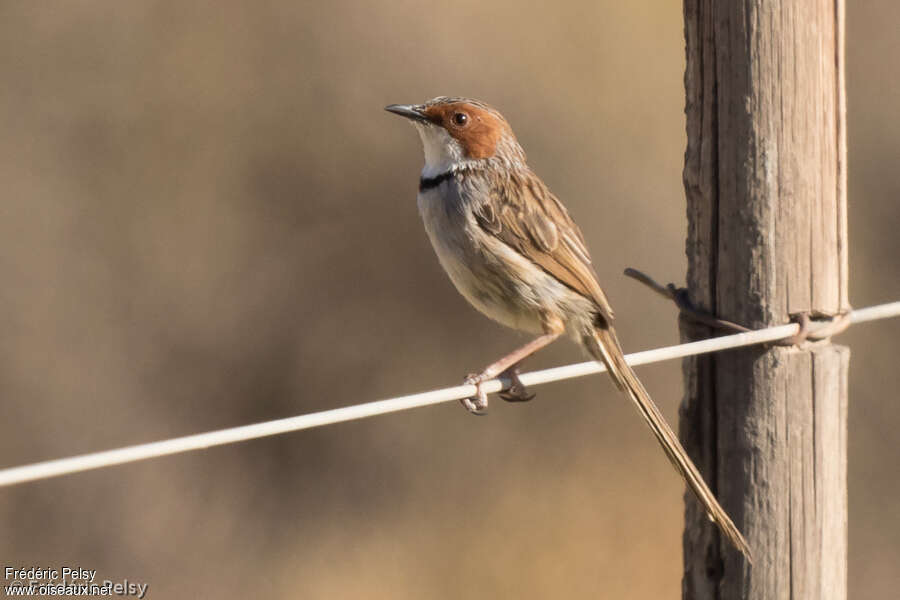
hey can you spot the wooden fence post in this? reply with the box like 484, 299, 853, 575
679, 1, 850, 598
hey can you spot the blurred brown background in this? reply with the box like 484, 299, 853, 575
1, 1, 897, 598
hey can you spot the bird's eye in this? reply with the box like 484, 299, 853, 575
452, 112, 468, 126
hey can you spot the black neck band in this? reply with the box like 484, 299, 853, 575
419, 170, 455, 192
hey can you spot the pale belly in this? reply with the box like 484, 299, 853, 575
416, 185, 589, 336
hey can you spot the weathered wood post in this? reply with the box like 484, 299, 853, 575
680, 1, 850, 598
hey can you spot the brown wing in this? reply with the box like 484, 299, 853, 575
473, 169, 615, 324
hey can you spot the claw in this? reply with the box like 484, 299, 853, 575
498, 366, 535, 403
461, 374, 490, 415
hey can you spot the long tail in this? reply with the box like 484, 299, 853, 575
585, 325, 752, 561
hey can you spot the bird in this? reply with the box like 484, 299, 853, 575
385, 96, 751, 560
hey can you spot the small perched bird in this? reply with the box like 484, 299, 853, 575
386, 96, 751, 559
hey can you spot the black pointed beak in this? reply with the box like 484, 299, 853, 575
385, 104, 429, 123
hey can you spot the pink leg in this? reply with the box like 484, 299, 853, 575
461, 330, 562, 414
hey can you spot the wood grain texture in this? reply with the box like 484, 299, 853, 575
680, 0, 849, 598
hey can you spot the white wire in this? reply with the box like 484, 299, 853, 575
1, 300, 898, 488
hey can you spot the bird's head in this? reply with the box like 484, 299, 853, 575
385, 97, 526, 177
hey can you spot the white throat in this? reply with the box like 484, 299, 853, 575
414, 123, 468, 178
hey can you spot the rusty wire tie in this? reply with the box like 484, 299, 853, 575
624, 267, 852, 346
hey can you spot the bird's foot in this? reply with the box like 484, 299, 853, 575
461, 364, 535, 414
461, 373, 490, 415
498, 365, 535, 403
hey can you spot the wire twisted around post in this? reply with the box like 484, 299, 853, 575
623, 267, 852, 345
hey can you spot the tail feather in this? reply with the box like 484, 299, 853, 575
586, 326, 752, 561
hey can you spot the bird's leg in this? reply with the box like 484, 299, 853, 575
461, 328, 562, 414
